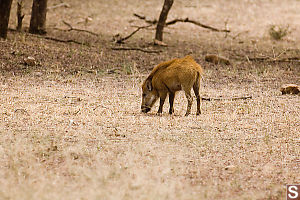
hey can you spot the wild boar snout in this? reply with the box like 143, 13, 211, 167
141, 106, 151, 113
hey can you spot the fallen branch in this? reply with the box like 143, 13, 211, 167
114, 25, 153, 44
277, 57, 300, 62
201, 96, 252, 101
133, 13, 230, 32
166, 18, 230, 32
111, 47, 162, 54
247, 56, 300, 62
47, 2, 70, 10
42, 36, 88, 45
13, 30, 91, 46
247, 57, 269, 62
61, 20, 99, 36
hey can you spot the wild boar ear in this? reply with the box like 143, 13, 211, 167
146, 79, 153, 91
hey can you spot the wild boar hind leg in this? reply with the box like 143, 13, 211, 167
193, 82, 201, 115
184, 90, 193, 116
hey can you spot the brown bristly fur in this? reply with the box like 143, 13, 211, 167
141, 55, 204, 116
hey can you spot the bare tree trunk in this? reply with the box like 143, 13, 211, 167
155, 0, 174, 41
29, 0, 48, 34
0, 0, 13, 39
17, 0, 25, 31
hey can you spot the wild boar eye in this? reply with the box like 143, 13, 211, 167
142, 94, 146, 97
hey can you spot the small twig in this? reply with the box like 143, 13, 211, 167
201, 96, 252, 101
111, 47, 162, 54
133, 13, 157, 24
14, 108, 29, 115
114, 25, 153, 44
275, 48, 289, 59
62, 20, 72, 29
247, 57, 268, 61
230, 31, 249, 39
166, 18, 230, 32
93, 104, 113, 112
74, 109, 81, 115
47, 2, 70, 10
61, 20, 99, 36
271, 46, 276, 59
224, 18, 229, 38
133, 13, 146, 20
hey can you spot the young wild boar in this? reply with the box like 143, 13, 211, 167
141, 55, 204, 116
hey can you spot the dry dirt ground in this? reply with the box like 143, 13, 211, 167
0, 0, 299, 199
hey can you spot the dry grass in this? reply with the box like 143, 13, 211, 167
0, 70, 299, 200
1, 0, 300, 199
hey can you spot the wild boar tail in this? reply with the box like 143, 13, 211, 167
198, 65, 204, 76
195, 61, 204, 82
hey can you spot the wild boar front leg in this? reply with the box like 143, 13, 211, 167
157, 92, 167, 114
169, 92, 175, 114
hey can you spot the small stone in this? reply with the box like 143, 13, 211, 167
225, 165, 237, 172
24, 56, 36, 66
280, 84, 300, 95
34, 72, 43, 77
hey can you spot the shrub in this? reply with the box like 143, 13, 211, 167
268, 24, 289, 40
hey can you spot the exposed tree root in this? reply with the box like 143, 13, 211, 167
61, 20, 99, 36
111, 47, 162, 54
